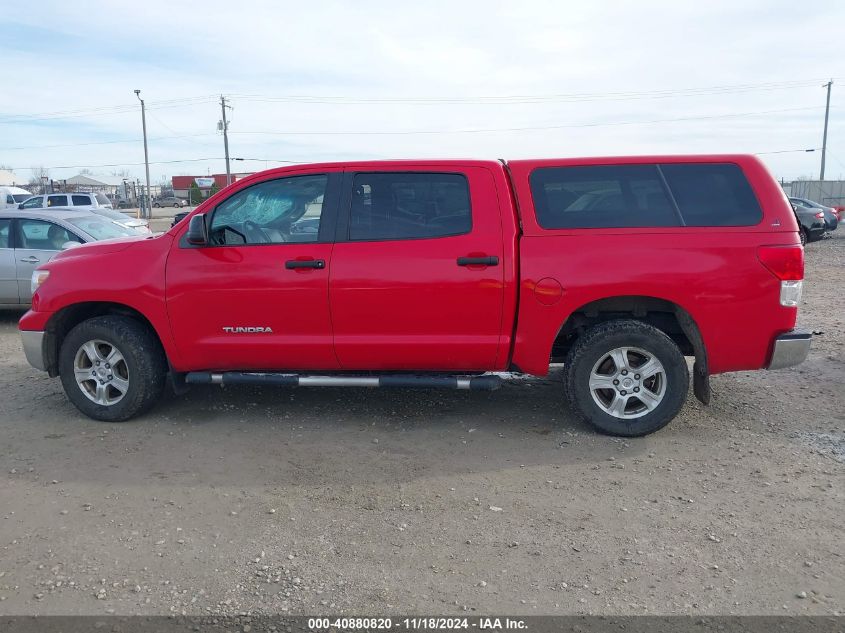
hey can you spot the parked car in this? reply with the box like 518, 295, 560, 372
789, 197, 839, 231
0, 209, 142, 308
154, 196, 186, 208
0, 186, 34, 210
21, 192, 114, 210
116, 200, 134, 209
20, 155, 810, 437
171, 210, 190, 228
19, 196, 150, 234
792, 203, 827, 244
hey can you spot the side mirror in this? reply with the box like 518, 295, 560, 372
185, 214, 208, 246
18, 203, 24, 209
61, 241, 82, 251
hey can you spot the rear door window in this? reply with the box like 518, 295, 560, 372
47, 195, 68, 207
530, 165, 679, 229
349, 172, 472, 241
660, 163, 762, 226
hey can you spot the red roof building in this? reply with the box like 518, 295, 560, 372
171, 173, 252, 200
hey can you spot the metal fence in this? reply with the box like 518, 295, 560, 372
784, 180, 845, 207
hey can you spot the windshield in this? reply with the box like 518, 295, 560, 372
95, 192, 112, 207
12, 194, 29, 203
66, 216, 138, 240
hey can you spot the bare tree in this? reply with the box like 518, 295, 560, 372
29, 166, 50, 192
29, 165, 49, 181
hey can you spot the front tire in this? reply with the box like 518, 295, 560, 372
563, 320, 689, 436
59, 316, 166, 422
800, 228, 807, 246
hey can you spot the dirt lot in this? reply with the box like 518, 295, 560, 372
0, 231, 842, 617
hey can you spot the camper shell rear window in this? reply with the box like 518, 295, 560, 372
530, 163, 763, 229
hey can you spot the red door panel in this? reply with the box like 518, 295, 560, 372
166, 243, 337, 371
329, 166, 504, 371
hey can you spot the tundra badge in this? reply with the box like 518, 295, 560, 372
222, 326, 274, 333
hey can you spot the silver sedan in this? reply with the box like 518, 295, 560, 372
0, 209, 141, 308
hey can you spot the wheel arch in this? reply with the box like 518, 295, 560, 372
43, 302, 170, 377
551, 295, 710, 404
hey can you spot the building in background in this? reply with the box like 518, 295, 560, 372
171, 173, 252, 202
62, 173, 127, 196
0, 169, 27, 187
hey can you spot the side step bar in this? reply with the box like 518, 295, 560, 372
185, 372, 503, 391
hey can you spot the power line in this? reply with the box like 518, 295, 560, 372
228, 105, 828, 137
6, 103, 827, 151
0, 79, 836, 125
0, 96, 218, 124
3, 134, 217, 151
2, 157, 233, 171
756, 148, 821, 155
230, 78, 838, 105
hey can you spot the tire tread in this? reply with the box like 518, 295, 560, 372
563, 319, 689, 437
58, 316, 166, 422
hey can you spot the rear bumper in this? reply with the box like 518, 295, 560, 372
21, 330, 46, 371
767, 329, 811, 370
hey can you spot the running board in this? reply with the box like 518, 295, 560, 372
185, 372, 503, 391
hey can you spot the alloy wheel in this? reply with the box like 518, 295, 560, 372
73, 340, 130, 406
588, 346, 666, 419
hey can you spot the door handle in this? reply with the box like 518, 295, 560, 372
285, 259, 325, 270
457, 256, 499, 267
19, 256, 40, 263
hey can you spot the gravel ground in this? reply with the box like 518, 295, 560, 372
0, 231, 842, 617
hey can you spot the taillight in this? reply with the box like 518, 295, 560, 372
758, 245, 804, 280
757, 245, 804, 307
814, 211, 824, 219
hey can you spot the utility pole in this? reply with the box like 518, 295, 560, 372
135, 90, 152, 219
220, 95, 232, 186
820, 80, 833, 181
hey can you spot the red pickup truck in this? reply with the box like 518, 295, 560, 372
19, 155, 810, 436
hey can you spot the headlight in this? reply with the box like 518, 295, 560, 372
31, 270, 50, 296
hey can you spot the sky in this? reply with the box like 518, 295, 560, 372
1, 0, 843, 185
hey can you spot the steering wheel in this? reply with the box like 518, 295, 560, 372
242, 220, 270, 244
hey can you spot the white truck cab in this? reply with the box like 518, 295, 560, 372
0, 186, 33, 210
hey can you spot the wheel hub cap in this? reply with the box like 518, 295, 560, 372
588, 346, 667, 419
73, 340, 129, 406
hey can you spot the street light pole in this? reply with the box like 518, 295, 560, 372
135, 90, 152, 219
820, 80, 833, 181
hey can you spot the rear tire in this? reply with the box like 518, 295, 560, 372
563, 320, 689, 436
59, 316, 166, 422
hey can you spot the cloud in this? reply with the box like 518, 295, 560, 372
0, 0, 842, 182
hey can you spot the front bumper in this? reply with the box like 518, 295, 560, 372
767, 329, 811, 370
21, 330, 46, 371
